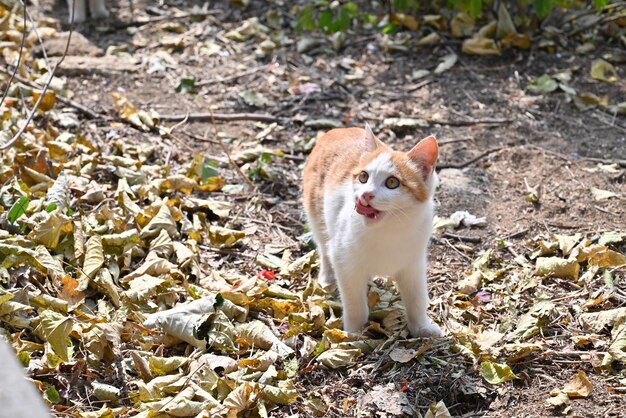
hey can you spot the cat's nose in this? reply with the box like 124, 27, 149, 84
362, 192, 374, 203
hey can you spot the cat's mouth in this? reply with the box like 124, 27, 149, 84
355, 198, 383, 221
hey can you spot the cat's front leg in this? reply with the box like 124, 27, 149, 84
335, 266, 369, 333
89, 0, 110, 19
396, 262, 442, 338
67, 0, 87, 23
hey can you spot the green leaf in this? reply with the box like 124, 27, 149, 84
8, 196, 29, 224
533, 0, 553, 18
175, 77, 197, 94
45, 385, 61, 404
319, 9, 333, 33
297, 5, 316, 31
593, 0, 609, 11
201, 160, 219, 179
480, 361, 517, 384
527, 74, 558, 95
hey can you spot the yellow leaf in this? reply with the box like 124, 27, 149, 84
496, 3, 516, 39
590, 59, 618, 83
391, 13, 418, 31
28, 211, 72, 249
32, 90, 56, 112
423, 14, 447, 31
451, 12, 474, 38
77, 235, 104, 291
562, 370, 593, 398
534, 257, 579, 280
501, 33, 531, 49
462, 37, 501, 56
34, 310, 73, 362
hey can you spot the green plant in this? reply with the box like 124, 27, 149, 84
297, 1, 360, 33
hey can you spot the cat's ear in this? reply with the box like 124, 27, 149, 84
408, 135, 438, 179
364, 123, 384, 150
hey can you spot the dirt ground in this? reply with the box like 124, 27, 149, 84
29, 0, 626, 416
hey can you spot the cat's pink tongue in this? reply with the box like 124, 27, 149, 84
356, 199, 382, 220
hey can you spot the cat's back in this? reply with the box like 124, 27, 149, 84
303, 127, 368, 215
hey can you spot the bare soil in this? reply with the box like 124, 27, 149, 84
32, 0, 626, 416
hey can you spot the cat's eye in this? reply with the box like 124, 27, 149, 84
385, 176, 400, 189
358, 171, 369, 183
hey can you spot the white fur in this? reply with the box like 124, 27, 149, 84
67, 0, 109, 23
315, 151, 442, 337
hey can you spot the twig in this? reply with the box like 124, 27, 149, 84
503, 228, 529, 239
438, 147, 503, 169
160, 112, 279, 124
406, 79, 435, 92
197, 65, 269, 87
441, 232, 482, 243
569, 12, 626, 36
0, 2, 25, 107
205, 108, 257, 191
430, 118, 513, 126
0, 67, 101, 119
0, 1, 74, 150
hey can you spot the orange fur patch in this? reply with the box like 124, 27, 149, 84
389, 152, 428, 202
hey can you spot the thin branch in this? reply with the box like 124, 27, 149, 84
197, 65, 269, 87
569, 11, 626, 36
160, 112, 279, 124
441, 232, 482, 243
0, 1, 75, 150
24, 4, 50, 70
0, 2, 26, 107
438, 147, 503, 169
430, 118, 513, 126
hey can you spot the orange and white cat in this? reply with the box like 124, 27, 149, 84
303, 124, 442, 337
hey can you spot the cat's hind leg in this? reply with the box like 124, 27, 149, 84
307, 220, 336, 287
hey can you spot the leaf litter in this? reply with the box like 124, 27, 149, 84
0, 1, 625, 417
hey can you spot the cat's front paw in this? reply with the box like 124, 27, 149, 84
409, 320, 443, 338
70, 11, 87, 23
91, 6, 110, 19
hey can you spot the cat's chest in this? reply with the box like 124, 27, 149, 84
336, 225, 421, 274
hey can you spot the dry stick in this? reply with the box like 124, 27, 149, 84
206, 108, 257, 190
441, 232, 481, 243
0, 67, 101, 120
197, 65, 268, 87
0, 1, 75, 150
438, 147, 503, 170
0, 2, 25, 106
160, 112, 279, 123
24, 5, 50, 70
430, 118, 513, 126
569, 12, 626, 36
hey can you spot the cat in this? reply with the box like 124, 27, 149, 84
302, 124, 442, 337
66, 0, 109, 23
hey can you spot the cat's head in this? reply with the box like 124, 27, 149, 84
352, 124, 438, 223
